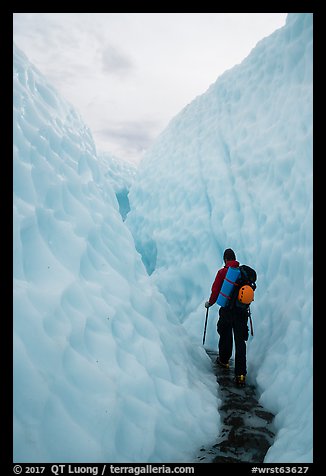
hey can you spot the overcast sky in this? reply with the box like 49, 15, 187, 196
13, 13, 287, 164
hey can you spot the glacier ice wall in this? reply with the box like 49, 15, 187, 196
126, 13, 313, 462
13, 44, 220, 463
97, 151, 136, 220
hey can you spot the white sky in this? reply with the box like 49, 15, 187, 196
13, 13, 287, 164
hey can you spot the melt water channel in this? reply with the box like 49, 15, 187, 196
195, 350, 276, 463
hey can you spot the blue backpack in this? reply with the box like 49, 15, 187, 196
217, 265, 257, 309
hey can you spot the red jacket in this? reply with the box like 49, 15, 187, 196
208, 260, 240, 305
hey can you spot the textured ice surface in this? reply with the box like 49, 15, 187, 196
126, 13, 313, 462
13, 44, 220, 463
97, 151, 136, 220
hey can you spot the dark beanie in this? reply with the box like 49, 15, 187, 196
223, 248, 236, 261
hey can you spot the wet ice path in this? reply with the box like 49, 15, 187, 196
196, 350, 275, 463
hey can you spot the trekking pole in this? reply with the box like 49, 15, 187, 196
249, 308, 254, 337
202, 306, 209, 345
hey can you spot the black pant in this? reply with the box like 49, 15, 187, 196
217, 306, 249, 376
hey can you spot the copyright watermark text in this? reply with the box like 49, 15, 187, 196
12, 466, 194, 476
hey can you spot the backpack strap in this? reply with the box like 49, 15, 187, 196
249, 307, 254, 336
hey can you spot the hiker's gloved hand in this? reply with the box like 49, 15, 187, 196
205, 301, 211, 308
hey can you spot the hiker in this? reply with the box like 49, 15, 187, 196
205, 248, 249, 386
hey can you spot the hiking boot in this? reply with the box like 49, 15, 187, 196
216, 358, 230, 370
234, 374, 246, 387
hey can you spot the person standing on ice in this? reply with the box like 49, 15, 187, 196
205, 248, 249, 387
